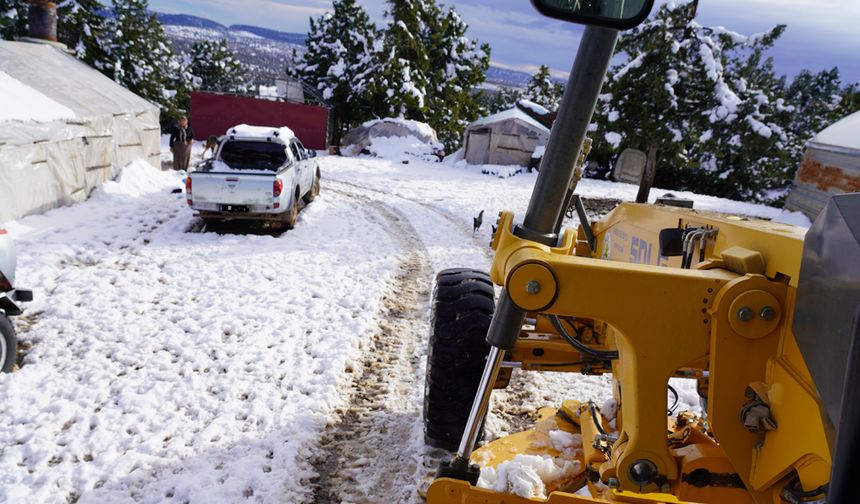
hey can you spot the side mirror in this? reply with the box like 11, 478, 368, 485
531, 0, 655, 29
308, 150, 317, 158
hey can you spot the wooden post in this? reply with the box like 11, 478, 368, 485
635, 143, 658, 204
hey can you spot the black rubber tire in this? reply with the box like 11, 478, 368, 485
284, 190, 300, 230
424, 268, 495, 451
1, 315, 17, 373
303, 169, 320, 204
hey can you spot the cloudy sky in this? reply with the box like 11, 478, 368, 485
149, 0, 860, 83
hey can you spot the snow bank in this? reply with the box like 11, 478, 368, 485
361, 117, 435, 140
365, 135, 441, 164
451, 159, 524, 178
0, 70, 76, 123
772, 210, 812, 228
97, 159, 180, 198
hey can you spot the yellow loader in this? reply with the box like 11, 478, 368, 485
423, 2, 859, 503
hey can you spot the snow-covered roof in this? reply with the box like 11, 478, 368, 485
808, 110, 860, 155
0, 70, 76, 123
226, 124, 296, 143
518, 99, 550, 116
0, 41, 157, 121
468, 107, 550, 133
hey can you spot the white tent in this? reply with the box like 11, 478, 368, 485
461, 108, 550, 167
0, 40, 161, 223
785, 110, 860, 219
342, 118, 443, 157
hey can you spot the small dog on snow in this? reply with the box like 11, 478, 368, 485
202, 135, 220, 158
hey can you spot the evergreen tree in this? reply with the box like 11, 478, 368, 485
785, 68, 855, 152
57, 0, 111, 72
480, 86, 522, 114
523, 65, 564, 110
108, 0, 183, 125
379, 0, 432, 119
379, 0, 489, 150
189, 39, 247, 93
423, 7, 490, 149
289, 0, 383, 144
592, 1, 797, 203
0, 0, 28, 40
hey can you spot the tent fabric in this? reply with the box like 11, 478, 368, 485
462, 108, 550, 167
0, 40, 161, 223
342, 118, 442, 156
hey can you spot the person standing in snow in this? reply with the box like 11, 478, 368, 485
169, 116, 195, 171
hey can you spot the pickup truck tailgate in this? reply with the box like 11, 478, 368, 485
191, 173, 275, 206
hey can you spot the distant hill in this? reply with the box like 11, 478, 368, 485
156, 11, 536, 89
228, 25, 306, 45
157, 13, 226, 30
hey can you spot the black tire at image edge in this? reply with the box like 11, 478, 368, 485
423, 268, 495, 451
0, 315, 17, 373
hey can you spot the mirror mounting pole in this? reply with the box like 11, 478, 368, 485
438, 25, 620, 484
523, 25, 619, 235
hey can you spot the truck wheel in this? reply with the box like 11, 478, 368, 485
304, 169, 320, 204
424, 268, 495, 450
0, 315, 17, 373
284, 191, 299, 230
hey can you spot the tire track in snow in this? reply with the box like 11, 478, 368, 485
327, 178, 491, 257
311, 188, 432, 504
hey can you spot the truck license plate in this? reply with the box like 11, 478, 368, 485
222, 205, 250, 213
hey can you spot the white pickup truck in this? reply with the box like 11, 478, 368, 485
186, 124, 321, 228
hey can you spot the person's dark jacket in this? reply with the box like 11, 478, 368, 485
169, 125, 195, 148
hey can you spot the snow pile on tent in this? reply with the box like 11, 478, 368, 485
0, 40, 161, 223
0, 71, 76, 123
342, 118, 443, 163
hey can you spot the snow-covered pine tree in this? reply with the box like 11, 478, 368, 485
785, 68, 855, 154
189, 39, 247, 93
380, 0, 489, 150
289, 0, 383, 144
523, 65, 564, 110
592, 1, 798, 203
693, 25, 796, 203
0, 0, 28, 40
108, 0, 184, 126
423, 6, 490, 150
480, 86, 522, 115
379, 0, 433, 120
57, 0, 112, 72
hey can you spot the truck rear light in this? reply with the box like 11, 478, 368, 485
185, 177, 192, 206
0, 228, 7, 235
273, 179, 284, 208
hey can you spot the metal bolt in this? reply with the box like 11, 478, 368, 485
525, 280, 541, 295
607, 478, 619, 489
737, 307, 754, 322
759, 306, 776, 321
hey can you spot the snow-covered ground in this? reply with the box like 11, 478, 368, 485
0, 145, 798, 503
